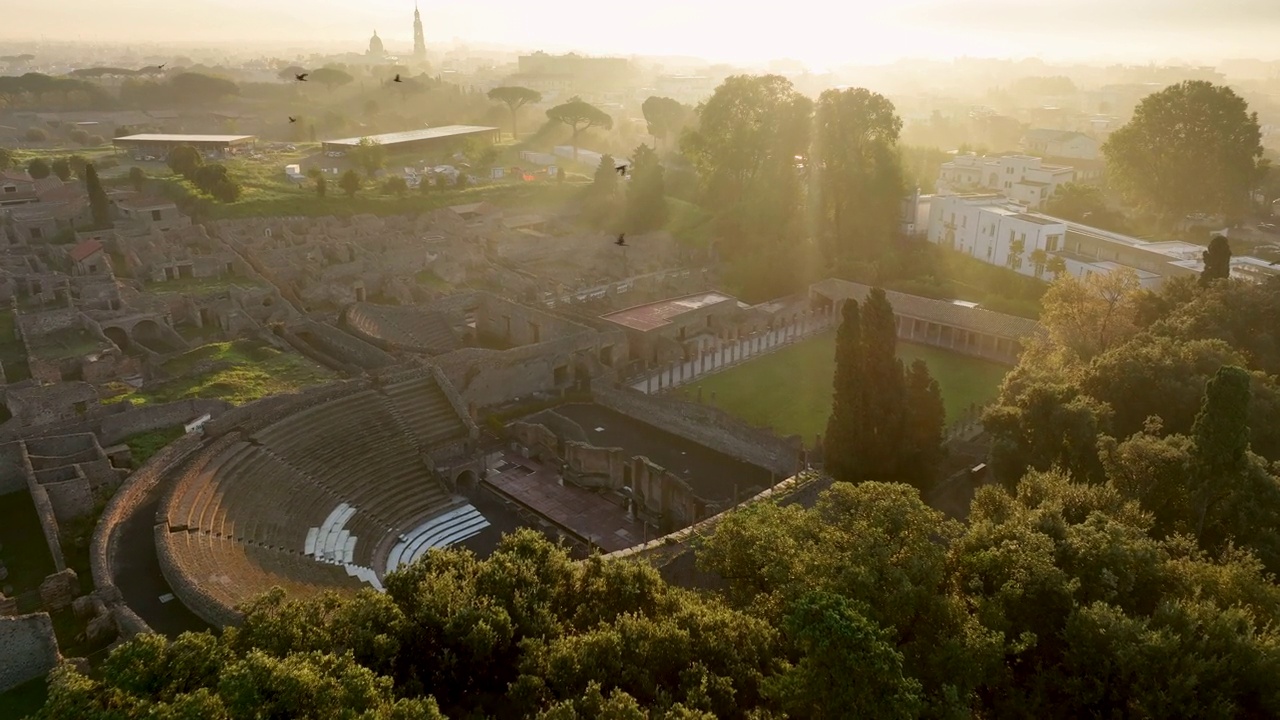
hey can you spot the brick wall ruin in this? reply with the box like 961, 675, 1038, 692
0, 613, 60, 693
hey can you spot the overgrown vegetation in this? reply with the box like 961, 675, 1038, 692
111, 340, 335, 406
124, 427, 186, 467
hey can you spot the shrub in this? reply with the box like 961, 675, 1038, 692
24, 127, 49, 142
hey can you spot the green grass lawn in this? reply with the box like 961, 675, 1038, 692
106, 340, 335, 407
677, 330, 1009, 444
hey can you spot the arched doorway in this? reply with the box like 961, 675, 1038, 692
103, 326, 130, 352
454, 469, 478, 491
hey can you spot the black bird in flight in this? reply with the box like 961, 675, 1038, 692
295, 73, 309, 82
156, 63, 166, 70
393, 74, 403, 83
615, 234, 627, 247
615, 164, 628, 176
288, 116, 298, 123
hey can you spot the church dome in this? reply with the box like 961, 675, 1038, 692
368, 31, 385, 55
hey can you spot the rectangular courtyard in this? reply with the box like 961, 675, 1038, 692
677, 331, 1010, 444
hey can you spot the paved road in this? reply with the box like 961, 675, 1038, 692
112, 495, 211, 637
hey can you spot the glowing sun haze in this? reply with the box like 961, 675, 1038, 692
7, 0, 1280, 66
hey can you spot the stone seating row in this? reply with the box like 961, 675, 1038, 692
383, 378, 469, 447
168, 530, 361, 610
385, 504, 490, 574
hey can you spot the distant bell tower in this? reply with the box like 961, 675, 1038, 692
413, 2, 427, 60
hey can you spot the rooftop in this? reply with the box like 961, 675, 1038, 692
1010, 213, 1062, 225
323, 125, 500, 147
602, 291, 735, 332
811, 278, 1041, 340
113, 133, 256, 144
68, 239, 103, 263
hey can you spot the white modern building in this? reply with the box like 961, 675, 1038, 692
926, 194, 1280, 289
936, 154, 1076, 210
1020, 129, 1102, 161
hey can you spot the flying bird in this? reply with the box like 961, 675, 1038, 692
156, 63, 166, 70
393, 74, 403, 83
295, 73, 309, 82
615, 164, 628, 176
288, 116, 298, 123
615, 234, 627, 247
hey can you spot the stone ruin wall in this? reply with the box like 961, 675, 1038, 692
436, 329, 603, 411
0, 613, 60, 693
27, 479, 66, 571
593, 385, 800, 480
89, 431, 204, 638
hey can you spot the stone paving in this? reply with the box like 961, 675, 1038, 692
483, 453, 650, 553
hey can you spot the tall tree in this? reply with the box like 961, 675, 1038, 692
859, 288, 908, 483
545, 96, 613, 163
26, 157, 50, 180
127, 166, 145, 191
84, 163, 110, 228
1104, 81, 1265, 227
681, 75, 813, 299
640, 96, 690, 152
902, 359, 946, 490
486, 86, 542, 140
1200, 234, 1232, 286
585, 154, 622, 229
1037, 268, 1143, 364
1189, 365, 1252, 538
624, 144, 668, 232
825, 299, 864, 483
811, 87, 905, 265
0, 147, 13, 170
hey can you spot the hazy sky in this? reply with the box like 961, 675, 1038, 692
7, 0, 1280, 68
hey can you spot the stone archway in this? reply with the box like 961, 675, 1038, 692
454, 469, 478, 490
103, 326, 130, 353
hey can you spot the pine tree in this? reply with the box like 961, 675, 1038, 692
858, 288, 907, 483
902, 359, 946, 490
84, 163, 110, 229
825, 299, 864, 483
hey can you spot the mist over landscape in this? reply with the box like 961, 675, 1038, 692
3, 2, 1280, 718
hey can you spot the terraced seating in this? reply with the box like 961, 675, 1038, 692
347, 304, 461, 355
383, 377, 469, 448
168, 530, 362, 610
385, 504, 490, 573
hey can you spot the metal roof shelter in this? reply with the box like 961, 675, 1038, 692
113, 134, 256, 156
321, 125, 501, 155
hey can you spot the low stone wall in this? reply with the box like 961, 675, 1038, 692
0, 442, 28, 496
26, 480, 66, 572
89, 431, 204, 637
98, 398, 230, 446
292, 320, 396, 371
593, 385, 800, 478
604, 471, 817, 563
0, 613, 60, 693
437, 330, 600, 410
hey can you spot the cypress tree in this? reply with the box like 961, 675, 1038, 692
825, 299, 864, 483
858, 288, 907, 482
902, 359, 946, 490
84, 163, 110, 229
1190, 365, 1252, 541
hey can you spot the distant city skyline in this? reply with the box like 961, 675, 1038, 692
5, 0, 1280, 70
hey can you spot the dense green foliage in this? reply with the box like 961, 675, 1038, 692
625, 144, 668, 232
1104, 80, 1265, 226
26, 157, 50, 180
824, 291, 945, 489
545, 97, 613, 163
641, 96, 692, 153
1200, 235, 1232, 286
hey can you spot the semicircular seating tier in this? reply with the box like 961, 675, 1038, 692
344, 302, 462, 355
157, 373, 487, 622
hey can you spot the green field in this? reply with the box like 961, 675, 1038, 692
678, 331, 1009, 444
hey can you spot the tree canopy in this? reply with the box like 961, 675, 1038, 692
545, 97, 613, 162
84, 163, 110, 228
641, 96, 692, 152
309, 67, 355, 93
1104, 80, 1265, 226
487, 86, 542, 139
